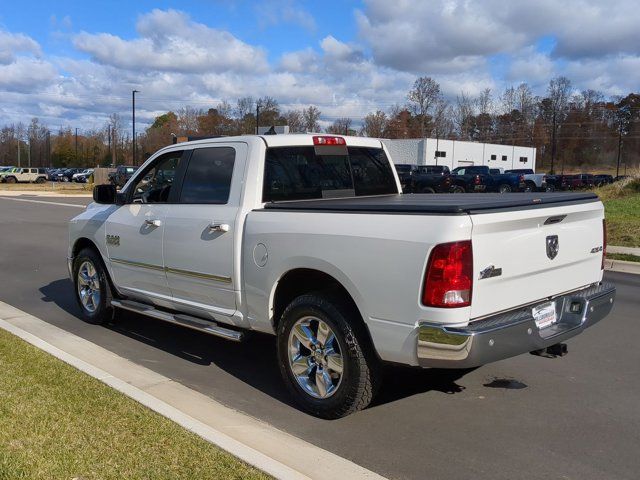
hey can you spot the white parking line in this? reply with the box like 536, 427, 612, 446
0, 302, 387, 480
0, 196, 86, 208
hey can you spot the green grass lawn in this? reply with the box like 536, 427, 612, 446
0, 329, 270, 480
595, 177, 640, 248
602, 194, 640, 248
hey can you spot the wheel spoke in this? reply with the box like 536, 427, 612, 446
315, 367, 333, 398
291, 354, 311, 376
292, 323, 316, 350
325, 352, 343, 375
78, 272, 90, 286
316, 321, 330, 347
90, 291, 100, 309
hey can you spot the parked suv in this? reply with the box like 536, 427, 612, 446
0, 167, 47, 183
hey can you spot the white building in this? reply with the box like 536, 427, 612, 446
382, 138, 537, 171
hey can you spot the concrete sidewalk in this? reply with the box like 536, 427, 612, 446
0, 301, 386, 480
608, 245, 640, 256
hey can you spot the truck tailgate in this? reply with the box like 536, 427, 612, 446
470, 201, 605, 319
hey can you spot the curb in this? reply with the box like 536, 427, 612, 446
0, 190, 92, 197
0, 302, 387, 480
607, 245, 640, 256
604, 259, 640, 275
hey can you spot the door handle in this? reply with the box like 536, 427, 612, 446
144, 219, 162, 227
208, 222, 229, 233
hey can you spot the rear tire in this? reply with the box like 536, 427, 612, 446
421, 187, 436, 194
35, 177, 45, 184
73, 248, 113, 325
277, 292, 380, 419
499, 184, 512, 193
451, 185, 465, 194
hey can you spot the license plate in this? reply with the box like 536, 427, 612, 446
532, 302, 557, 329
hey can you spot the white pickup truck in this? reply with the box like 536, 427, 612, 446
68, 134, 615, 418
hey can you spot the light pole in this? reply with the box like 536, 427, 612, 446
132, 90, 139, 165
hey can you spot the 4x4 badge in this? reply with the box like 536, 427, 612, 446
546, 235, 559, 260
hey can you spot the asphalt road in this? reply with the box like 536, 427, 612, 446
1, 194, 639, 480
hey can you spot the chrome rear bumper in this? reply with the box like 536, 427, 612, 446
417, 282, 616, 368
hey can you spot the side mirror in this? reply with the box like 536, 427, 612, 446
93, 184, 117, 204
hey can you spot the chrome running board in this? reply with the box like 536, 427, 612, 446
111, 299, 244, 342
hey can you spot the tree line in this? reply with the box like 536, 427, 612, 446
0, 76, 638, 173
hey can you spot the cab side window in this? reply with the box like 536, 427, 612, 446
179, 147, 235, 204
131, 152, 183, 204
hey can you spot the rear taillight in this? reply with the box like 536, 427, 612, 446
602, 219, 607, 270
474, 175, 481, 185
519, 175, 525, 183
422, 241, 473, 308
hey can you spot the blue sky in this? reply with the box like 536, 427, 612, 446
0, 0, 638, 130
1, 0, 361, 63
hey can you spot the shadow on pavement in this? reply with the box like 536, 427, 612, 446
40, 278, 82, 316
39, 277, 474, 412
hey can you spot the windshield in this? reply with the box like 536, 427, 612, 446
263, 146, 397, 202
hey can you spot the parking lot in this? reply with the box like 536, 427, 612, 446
1, 194, 639, 480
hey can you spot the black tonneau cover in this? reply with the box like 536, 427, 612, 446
263, 192, 599, 215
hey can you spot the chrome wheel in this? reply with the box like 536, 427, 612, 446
288, 316, 344, 399
77, 260, 101, 313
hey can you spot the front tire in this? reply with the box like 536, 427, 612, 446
73, 248, 113, 325
277, 293, 380, 419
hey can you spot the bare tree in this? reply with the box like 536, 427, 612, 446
515, 83, 535, 118
547, 76, 572, 173
407, 76, 441, 137
453, 92, 474, 140
326, 117, 352, 135
177, 106, 202, 134
302, 106, 321, 132
235, 97, 254, 119
501, 86, 517, 114
284, 110, 305, 133
361, 110, 388, 137
477, 88, 493, 116
257, 96, 281, 127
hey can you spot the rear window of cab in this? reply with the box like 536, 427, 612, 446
263, 146, 397, 202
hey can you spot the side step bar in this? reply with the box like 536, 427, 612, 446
111, 299, 244, 342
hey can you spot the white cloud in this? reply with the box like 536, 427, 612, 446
74, 9, 268, 74
356, 0, 640, 72
0, 30, 41, 64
